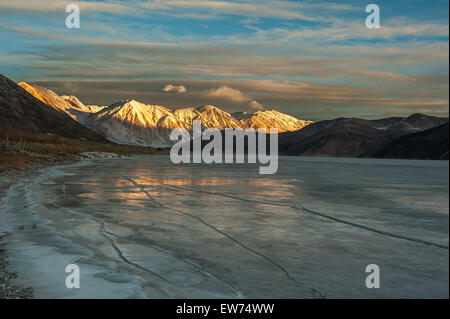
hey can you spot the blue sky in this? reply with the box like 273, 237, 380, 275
0, 0, 448, 120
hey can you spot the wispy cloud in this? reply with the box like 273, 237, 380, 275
139, 0, 336, 21
0, 0, 129, 14
0, 0, 447, 119
0, 0, 352, 21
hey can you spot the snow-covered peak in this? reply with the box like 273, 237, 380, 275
196, 104, 220, 112
91, 99, 171, 128
173, 107, 201, 120
18, 82, 102, 122
167, 107, 205, 128
61, 95, 85, 110
18, 82, 73, 115
238, 109, 313, 133
196, 105, 241, 129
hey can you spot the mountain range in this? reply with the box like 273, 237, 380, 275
1, 74, 448, 160
279, 114, 449, 159
19, 82, 313, 147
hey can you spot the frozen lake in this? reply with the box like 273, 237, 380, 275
0, 156, 448, 298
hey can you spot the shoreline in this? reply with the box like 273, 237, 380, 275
0, 167, 37, 299
0, 156, 161, 299
0, 154, 87, 299
0, 152, 166, 299
0, 152, 143, 299
0, 232, 33, 299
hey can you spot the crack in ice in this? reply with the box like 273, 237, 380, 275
124, 178, 300, 282
65, 207, 180, 288
105, 230, 243, 298
91, 217, 178, 286
155, 183, 449, 250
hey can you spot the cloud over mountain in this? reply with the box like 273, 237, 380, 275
163, 84, 187, 93
207, 86, 249, 102
206, 86, 265, 110
249, 100, 264, 110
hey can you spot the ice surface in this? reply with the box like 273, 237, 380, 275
0, 156, 448, 298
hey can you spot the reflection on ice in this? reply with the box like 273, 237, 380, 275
0, 156, 448, 298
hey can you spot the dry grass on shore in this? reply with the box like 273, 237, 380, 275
0, 129, 168, 172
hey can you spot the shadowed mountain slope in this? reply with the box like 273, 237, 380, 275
0, 74, 104, 141
371, 123, 449, 160
279, 115, 448, 157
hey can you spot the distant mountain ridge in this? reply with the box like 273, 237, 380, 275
5, 77, 448, 159
18, 82, 74, 115
279, 114, 448, 158
234, 110, 313, 133
84, 100, 307, 147
18, 82, 106, 123
61, 95, 106, 114
18, 83, 314, 147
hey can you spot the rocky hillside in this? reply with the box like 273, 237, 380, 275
0, 75, 104, 141
279, 114, 448, 157
371, 123, 449, 160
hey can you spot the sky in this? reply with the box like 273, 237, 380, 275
0, 0, 448, 120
